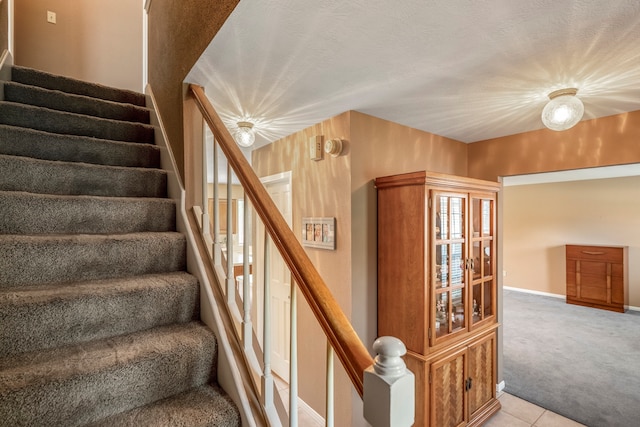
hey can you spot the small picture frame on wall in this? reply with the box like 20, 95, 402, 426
302, 217, 336, 250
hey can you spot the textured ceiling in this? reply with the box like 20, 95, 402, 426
186, 0, 640, 151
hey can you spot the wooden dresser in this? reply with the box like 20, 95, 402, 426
566, 244, 628, 312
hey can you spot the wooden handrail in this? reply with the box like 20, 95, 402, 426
188, 84, 373, 396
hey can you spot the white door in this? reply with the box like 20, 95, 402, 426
258, 172, 293, 382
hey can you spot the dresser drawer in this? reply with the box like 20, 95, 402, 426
566, 245, 624, 263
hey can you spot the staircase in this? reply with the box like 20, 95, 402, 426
0, 66, 241, 426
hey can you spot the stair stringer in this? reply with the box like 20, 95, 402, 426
145, 85, 266, 427
0, 50, 13, 101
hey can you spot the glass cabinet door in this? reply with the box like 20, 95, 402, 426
470, 196, 496, 326
433, 193, 467, 342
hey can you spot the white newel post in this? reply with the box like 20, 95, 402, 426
363, 336, 415, 427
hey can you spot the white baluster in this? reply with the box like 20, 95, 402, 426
262, 232, 274, 410
363, 337, 415, 427
326, 344, 334, 427
212, 138, 221, 265
226, 165, 234, 303
289, 282, 298, 427
242, 193, 252, 352
201, 127, 210, 237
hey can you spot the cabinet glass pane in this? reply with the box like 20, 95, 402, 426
436, 196, 448, 239
450, 197, 464, 239
482, 240, 492, 278
472, 241, 481, 280
472, 198, 480, 237
482, 199, 492, 237
452, 288, 465, 331
435, 292, 449, 337
436, 244, 449, 287
451, 243, 464, 286
472, 284, 481, 323
472, 281, 494, 324
483, 281, 493, 317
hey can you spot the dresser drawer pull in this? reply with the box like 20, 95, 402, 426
581, 251, 605, 255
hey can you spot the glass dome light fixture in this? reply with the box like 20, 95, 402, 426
234, 121, 256, 147
541, 88, 584, 131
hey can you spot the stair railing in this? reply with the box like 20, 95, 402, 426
187, 84, 414, 427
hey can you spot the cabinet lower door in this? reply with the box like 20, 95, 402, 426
431, 347, 467, 427
468, 332, 497, 420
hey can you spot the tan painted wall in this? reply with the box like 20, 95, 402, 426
252, 112, 353, 425
147, 0, 238, 180
14, 0, 142, 92
503, 176, 640, 307
468, 110, 640, 182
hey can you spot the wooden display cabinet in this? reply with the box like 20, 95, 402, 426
376, 170, 501, 426
566, 244, 628, 312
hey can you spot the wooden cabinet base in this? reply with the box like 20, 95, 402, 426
467, 399, 501, 427
406, 328, 500, 426
566, 297, 625, 313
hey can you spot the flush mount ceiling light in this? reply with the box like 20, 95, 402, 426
234, 121, 255, 147
541, 88, 584, 131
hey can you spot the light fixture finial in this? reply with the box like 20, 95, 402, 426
541, 88, 584, 131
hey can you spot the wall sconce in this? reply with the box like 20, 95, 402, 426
234, 121, 255, 147
541, 88, 584, 131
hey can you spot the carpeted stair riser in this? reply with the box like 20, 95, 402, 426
0, 154, 167, 198
4, 81, 151, 123
11, 65, 147, 107
0, 191, 176, 235
87, 385, 241, 427
0, 232, 186, 287
0, 272, 199, 357
0, 322, 217, 427
0, 101, 154, 144
0, 125, 160, 168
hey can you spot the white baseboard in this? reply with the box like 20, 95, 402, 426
503, 286, 564, 299
496, 380, 505, 395
504, 286, 640, 312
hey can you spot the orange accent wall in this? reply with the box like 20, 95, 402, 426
468, 110, 640, 181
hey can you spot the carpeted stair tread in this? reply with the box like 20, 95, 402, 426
0, 124, 160, 168
0, 232, 186, 287
0, 191, 176, 234
0, 322, 217, 427
0, 272, 199, 357
11, 65, 146, 107
0, 153, 167, 198
87, 385, 241, 427
0, 66, 240, 425
3, 81, 150, 123
0, 101, 154, 144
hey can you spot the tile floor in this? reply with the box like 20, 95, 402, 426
486, 392, 585, 427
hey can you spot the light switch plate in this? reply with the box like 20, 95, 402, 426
47, 11, 56, 24
309, 135, 323, 161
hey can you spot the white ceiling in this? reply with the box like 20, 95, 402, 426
187, 0, 640, 174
